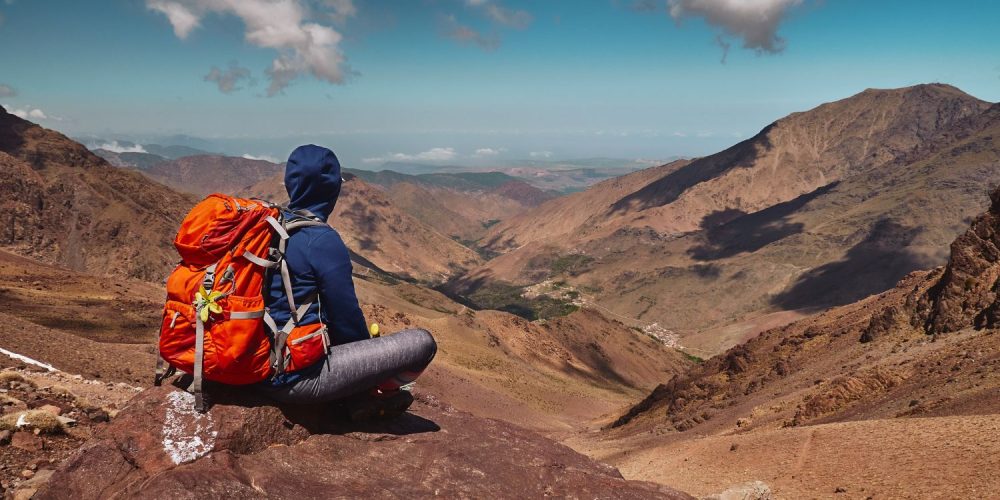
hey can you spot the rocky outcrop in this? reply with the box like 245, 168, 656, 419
38, 385, 692, 499
860, 305, 906, 343
919, 186, 1000, 333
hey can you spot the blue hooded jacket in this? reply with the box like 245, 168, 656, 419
265, 145, 369, 384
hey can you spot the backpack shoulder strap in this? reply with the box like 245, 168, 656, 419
261, 210, 328, 377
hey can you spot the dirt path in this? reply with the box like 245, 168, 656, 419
791, 428, 816, 477
577, 414, 1000, 499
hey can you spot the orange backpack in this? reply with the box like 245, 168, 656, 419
156, 194, 330, 411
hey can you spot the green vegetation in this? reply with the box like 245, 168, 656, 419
481, 219, 501, 229
550, 254, 595, 276
680, 351, 705, 364
462, 281, 579, 321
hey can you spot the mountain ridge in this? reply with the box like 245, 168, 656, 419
451, 84, 1000, 355
0, 106, 194, 280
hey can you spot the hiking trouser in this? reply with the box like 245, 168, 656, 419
258, 328, 437, 404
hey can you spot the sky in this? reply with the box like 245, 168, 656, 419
1, 0, 998, 168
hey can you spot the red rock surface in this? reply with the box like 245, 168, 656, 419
38, 385, 692, 499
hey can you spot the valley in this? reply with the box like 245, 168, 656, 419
3, 83, 1000, 498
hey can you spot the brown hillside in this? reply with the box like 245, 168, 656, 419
482, 159, 690, 252
457, 86, 1000, 356
490, 179, 556, 206
577, 183, 1000, 498
0, 245, 691, 432
378, 181, 529, 241
356, 176, 554, 242
485, 84, 988, 254
578, 100, 1000, 354
0, 108, 192, 280
245, 172, 483, 283
142, 154, 283, 196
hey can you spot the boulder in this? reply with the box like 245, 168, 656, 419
37, 385, 692, 499
11, 431, 43, 452
11, 468, 54, 500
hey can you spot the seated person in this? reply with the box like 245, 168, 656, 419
255, 144, 436, 420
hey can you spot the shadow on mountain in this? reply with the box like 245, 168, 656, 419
688, 182, 839, 261
340, 199, 381, 250
607, 124, 774, 214
0, 109, 28, 162
771, 218, 925, 311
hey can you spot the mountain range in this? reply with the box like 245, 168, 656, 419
3, 83, 1000, 497
448, 84, 1000, 355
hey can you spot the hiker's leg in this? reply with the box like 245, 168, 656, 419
261, 328, 436, 404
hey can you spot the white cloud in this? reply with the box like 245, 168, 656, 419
242, 153, 279, 162
668, 0, 805, 54
0, 84, 15, 98
464, 0, 531, 28
482, 4, 532, 29
3, 105, 48, 121
147, 0, 351, 96
529, 151, 553, 159
148, 0, 200, 38
91, 141, 148, 153
441, 14, 500, 51
204, 62, 254, 93
363, 147, 458, 164
473, 147, 504, 157
325, 0, 356, 24
446, 0, 532, 50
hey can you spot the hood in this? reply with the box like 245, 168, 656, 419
284, 144, 342, 221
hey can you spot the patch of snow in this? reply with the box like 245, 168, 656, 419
0, 347, 58, 372
161, 391, 218, 465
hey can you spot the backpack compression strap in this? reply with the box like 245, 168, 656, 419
192, 263, 217, 412
244, 213, 328, 376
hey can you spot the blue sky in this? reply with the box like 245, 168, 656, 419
1, 0, 998, 167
